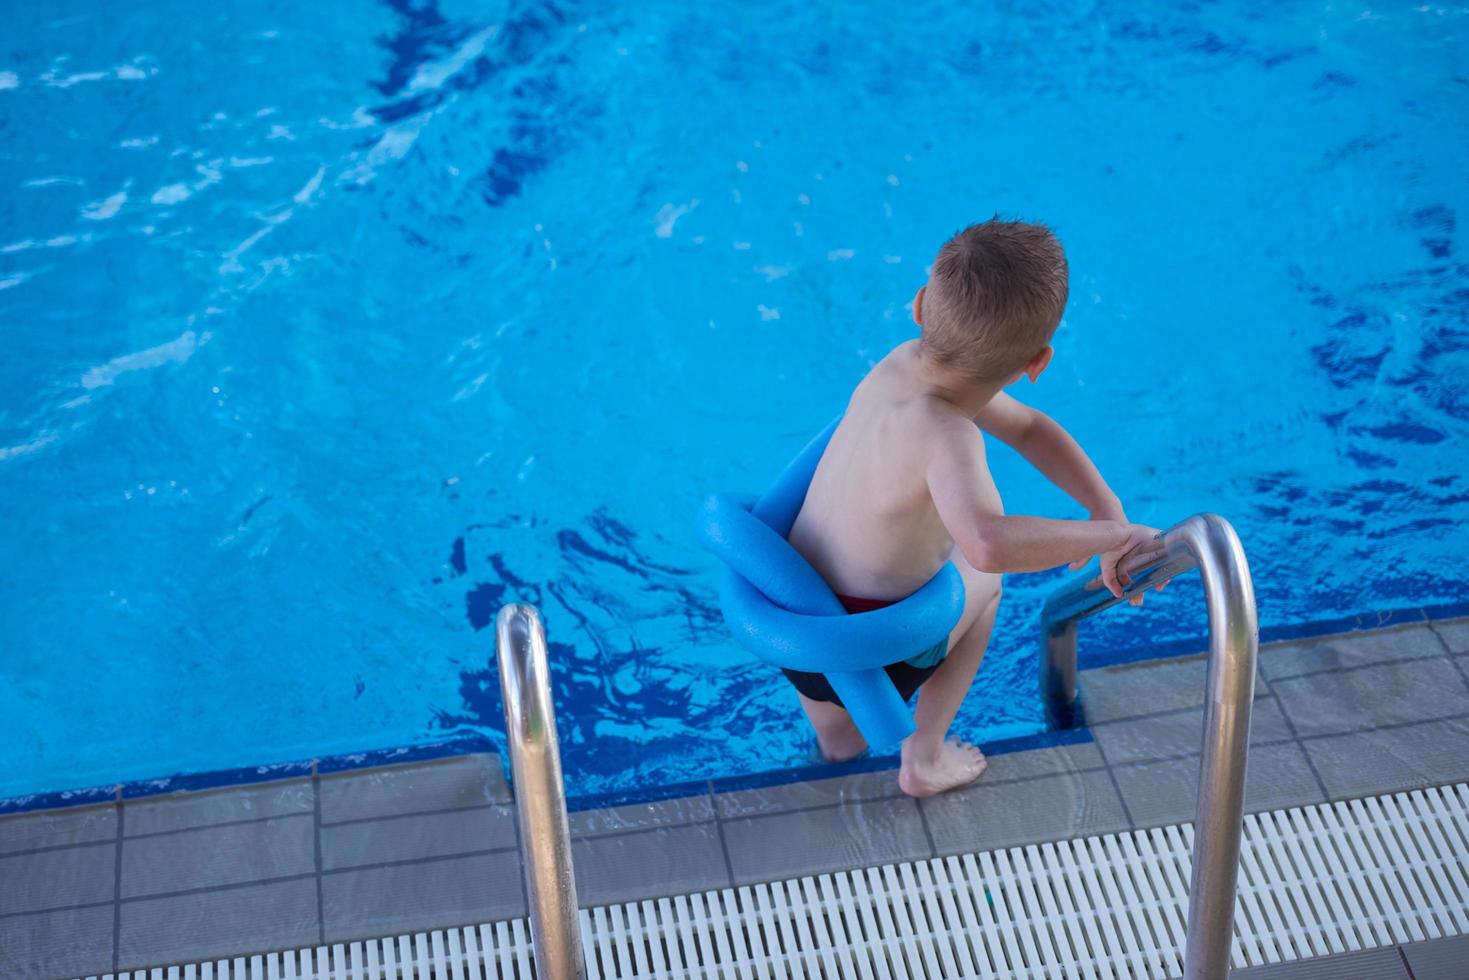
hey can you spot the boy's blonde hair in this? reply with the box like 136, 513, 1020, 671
919, 219, 1069, 382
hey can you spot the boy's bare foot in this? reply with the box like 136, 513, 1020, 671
898, 737, 988, 797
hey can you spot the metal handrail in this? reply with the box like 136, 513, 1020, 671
1040, 513, 1258, 980
496, 604, 586, 980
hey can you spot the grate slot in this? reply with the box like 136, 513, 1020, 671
941, 855, 994, 977
1344, 796, 1424, 943
1258, 809, 1327, 958
980, 848, 1033, 975
835, 865, 887, 980
1380, 792, 1458, 937
1056, 837, 1117, 979
1405, 792, 1468, 932
1278, 808, 1347, 955
1098, 832, 1168, 977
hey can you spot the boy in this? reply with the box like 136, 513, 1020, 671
784, 219, 1162, 797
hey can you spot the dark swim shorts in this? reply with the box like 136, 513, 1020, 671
780, 593, 950, 706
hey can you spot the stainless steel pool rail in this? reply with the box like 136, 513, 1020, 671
1040, 513, 1258, 980
496, 604, 586, 980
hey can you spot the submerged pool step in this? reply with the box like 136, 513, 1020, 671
81, 783, 1469, 979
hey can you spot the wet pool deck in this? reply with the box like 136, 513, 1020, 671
4, 613, 1468, 978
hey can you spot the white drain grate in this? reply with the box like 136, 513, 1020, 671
83, 783, 1469, 980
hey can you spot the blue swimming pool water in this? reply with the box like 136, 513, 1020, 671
2, 2, 1467, 804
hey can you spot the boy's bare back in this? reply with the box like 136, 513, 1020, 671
788, 340, 999, 599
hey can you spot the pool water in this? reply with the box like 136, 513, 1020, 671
2, 1, 1466, 804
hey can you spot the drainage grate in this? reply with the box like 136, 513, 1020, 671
83, 784, 1469, 980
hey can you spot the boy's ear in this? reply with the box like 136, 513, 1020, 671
1025, 345, 1054, 383
912, 285, 925, 326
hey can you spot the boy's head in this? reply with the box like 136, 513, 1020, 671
915, 219, 1068, 384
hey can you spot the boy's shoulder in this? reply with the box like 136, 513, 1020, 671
849, 341, 977, 447
863, 388, 975, 458
906, 398, 980, 461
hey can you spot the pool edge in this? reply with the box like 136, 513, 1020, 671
5, 598, 1467, 817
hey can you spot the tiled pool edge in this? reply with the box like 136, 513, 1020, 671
5, 615, 1468, 977
6, 597, 1467, 820
0, 735, 500, 818
1074, 595, 1469, 673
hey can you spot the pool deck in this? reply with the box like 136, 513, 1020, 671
5, 614, 1469, 978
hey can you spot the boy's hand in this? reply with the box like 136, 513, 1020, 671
1104, 524, 1165, 604
1070, 522, 1167, 604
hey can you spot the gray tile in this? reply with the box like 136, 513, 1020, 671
1304, 716, 1469, 800
1093, 697, 1294, 765
118, 878, 319, 969
1259, 623, 1451, 680
570, 792, 715, 837
1079, 655, 1208, 723
1229, 946, 1409, 979
0, 804, 116, 856
1079, 654, 1271, 724
0, 843, 115, 915
321, 805, 516, 870
1110, 741, 1326, 829
711, 745, 1106, 823
714, 769, 901, 819
318, 754, 510, 824
1403, 933, 1469, 980
982, 740, 1106, 782
1430, 616, 1469, 654
0, 903, 114, 980
121, 814, 314, 898
1271, 658, 1469, 737
724, 795, 930, 885
321, 851, 525, 941
921, 769, 1129, 856
572, 823, 730, 905
125, 778, 313, 836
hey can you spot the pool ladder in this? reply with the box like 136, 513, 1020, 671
496, 604, 587, 980
1041, 513, 1259, 980
496, 511, 1257, 980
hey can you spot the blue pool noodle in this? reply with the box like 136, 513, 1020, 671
698, 418, 966, 749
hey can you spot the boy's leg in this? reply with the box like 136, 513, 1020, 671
899, 559, 1002, 797
797, 691, 869, 762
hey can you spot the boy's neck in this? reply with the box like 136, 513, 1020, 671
910, 348, 1004, 418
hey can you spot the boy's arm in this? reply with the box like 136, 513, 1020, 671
925, 411, 1139, 586
974, 392, 1124, 520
